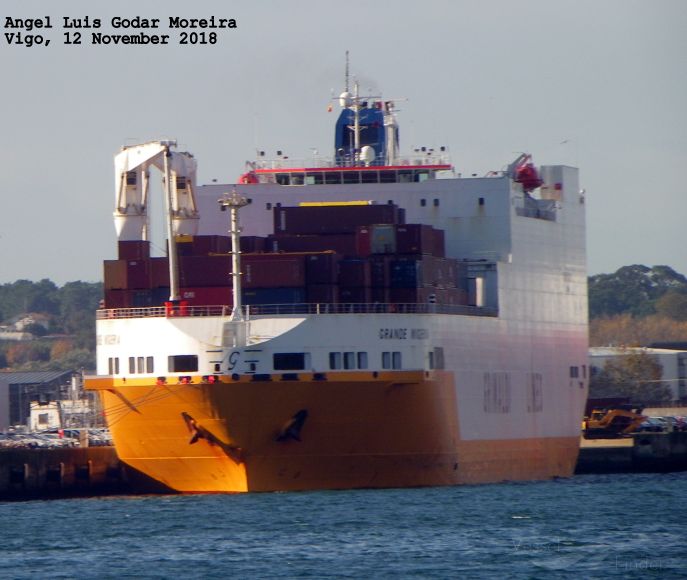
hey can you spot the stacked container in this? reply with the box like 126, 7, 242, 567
103, 203, 470, 310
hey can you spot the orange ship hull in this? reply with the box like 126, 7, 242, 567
88, 371, 580, 493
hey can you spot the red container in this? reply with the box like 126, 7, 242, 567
179, 255, 232, 287
240, 236, 266, 253
103, 289, 131, 308
306, 284, 339, 304
104, 260, 127, 290
338, 259, 371, 287
179, 286, 233, 306
242, 254, 306, 288
104, 259, 151, 290
339, 286, 371, 303
126, 260, 151, 290
118, 240, 151, 260
395, 224, 436, 255
355, 226, 371, 257
150, 257, 171, 288
304, 253, 340, 285
192, 235, 231, 256
274, 204, 404, 235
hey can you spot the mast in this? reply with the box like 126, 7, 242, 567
162, 141, 181, 302
218, 188, 249, 321
352, 80, 361, 156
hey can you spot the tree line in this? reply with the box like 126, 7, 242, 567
0, 280, 102, 371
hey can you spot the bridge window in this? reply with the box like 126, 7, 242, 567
274, 353, 307, 371
344, 352, 355, 369
146, 356, 154, 373
357, 352, 368, 369
168, 355, 198, 373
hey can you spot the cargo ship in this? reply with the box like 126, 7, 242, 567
85, 78, 589, 492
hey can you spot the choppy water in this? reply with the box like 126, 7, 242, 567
2, 472, 685, 579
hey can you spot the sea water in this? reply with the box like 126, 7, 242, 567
2, 472, 685, 579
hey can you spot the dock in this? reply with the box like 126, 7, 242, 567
2, 433, 686, 500
0, 446, 169, 500
576, 431, 687, 474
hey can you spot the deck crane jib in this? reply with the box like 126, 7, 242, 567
113, 140, 199, 241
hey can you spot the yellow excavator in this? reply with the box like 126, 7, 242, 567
582, 405, 646, 439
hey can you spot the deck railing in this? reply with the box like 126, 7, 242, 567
96, 303, 498, 320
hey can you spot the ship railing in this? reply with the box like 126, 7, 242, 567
253, 152, 452, 170
96, 303, 498, 320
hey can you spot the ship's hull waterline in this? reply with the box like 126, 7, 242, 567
89, 372, 580, 492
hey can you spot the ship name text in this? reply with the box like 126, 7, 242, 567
379, 328, 429, 340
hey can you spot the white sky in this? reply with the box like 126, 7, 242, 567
1, 0, 685, 284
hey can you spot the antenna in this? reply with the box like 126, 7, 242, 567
345, 50, 349, 93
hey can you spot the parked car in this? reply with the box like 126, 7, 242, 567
635, 417, 666, 433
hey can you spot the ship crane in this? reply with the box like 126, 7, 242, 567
113, 140, 200, 241
507, 153, 543, 193
114, 140, 200, 303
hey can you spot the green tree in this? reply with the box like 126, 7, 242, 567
590, 351, 672, 405
589, 265, 687, 319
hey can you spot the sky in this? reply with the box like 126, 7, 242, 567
1, 0, 685, 285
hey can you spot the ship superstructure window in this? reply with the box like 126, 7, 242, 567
343, 172, 360, 184
434, 346, 445, 370
266, 202, 272, 210
108, 357, 120, 375
420, 199, 426, 207
528, 373, 544, 413
382, 351, 402, 369
330, 351, 368, 370
392, 352, 402, 369
168, 355, 198, 373
483, 372, 511, 413
273, 353, 309, 371
569, 366, 579, 378
329, 352, 342, 370
125, 356, 154, 374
